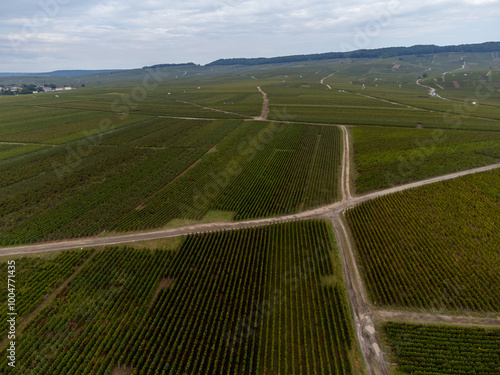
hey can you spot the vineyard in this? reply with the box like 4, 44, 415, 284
384, 322, 500, 374
267, 60, 500, 131
345, 168, 500, 312
0, 220, 362, 374
0, 118, 342, 245
351, 125, 500, 192
0, 118, 239, 245
0, 249, 93, 335
113, 121, 342, 228
210, 123, 342, 219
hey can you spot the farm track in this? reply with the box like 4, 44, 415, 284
333, 124, 388, 375
0, 141, 55, 146
256, 86, 269, 120
374, 310, 500, 328
320, 73, 335, 90
339, 125, 352, 201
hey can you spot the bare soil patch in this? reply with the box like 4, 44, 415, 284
111, 365, 133, 375
146, 277, 175, 312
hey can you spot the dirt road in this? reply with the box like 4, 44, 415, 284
332, 216, 389, 375
320, 73, 335, 90
374, 310, 500, 328
256, 86, 269, 120
416, 79, 450, 100
331, 128, 389, 375
338, 125, 352, 201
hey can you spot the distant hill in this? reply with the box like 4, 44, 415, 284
3, 41, 499, 79
206, 41, 500, 66
0, 70, 122, 78
142, 63, 198, 69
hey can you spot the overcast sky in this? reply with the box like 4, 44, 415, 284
0, 0, 499, 72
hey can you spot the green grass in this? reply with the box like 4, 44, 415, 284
0, 144, 49, 160
114, 236, 185, 251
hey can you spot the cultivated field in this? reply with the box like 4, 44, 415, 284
0, 117, 342, 245
351, 125, 500, 192
0, 220, 363, 374
383, 322, 500, 374
346, 168, 500, 313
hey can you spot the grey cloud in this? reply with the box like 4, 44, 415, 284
0, 0, 499, 71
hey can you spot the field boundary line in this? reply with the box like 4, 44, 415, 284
131, 120, 244, 210
355, 93, 414, 109
176, 100, 252, 118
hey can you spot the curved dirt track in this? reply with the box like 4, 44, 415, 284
320, 73, 335, 90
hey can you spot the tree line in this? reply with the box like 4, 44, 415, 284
206, 41, 500, 66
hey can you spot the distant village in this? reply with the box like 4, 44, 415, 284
0, 84, 74, 95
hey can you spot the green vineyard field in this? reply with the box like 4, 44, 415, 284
0, 249, 93, 335
384, 322, 500, 375
351, 125, 500, 193
0, 220, 361, 374
0, 119, 341, 245
345, 169, 500, 312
